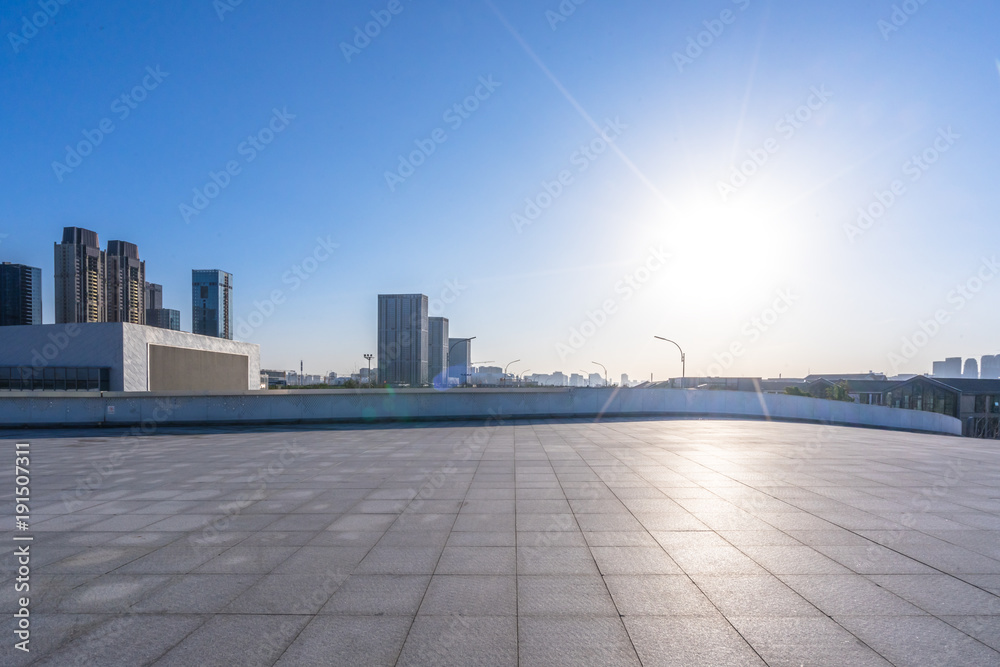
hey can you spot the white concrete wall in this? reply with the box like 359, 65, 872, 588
0, 387, 963, 435
0, 323, 260, 391
121, 324, 259, 391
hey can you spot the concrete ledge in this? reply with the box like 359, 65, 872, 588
0, 387, 963, 436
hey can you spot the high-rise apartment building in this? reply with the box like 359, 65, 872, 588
106, 240, 145, 324
145, 282, 163, 310
192, 270, 233, 339
982, 355, 1000, 380
377, 294, 429, 386
447, 337, 472, 385
428, 316, 449, 385
54, 227, 105, 324
963, 358, 980, 379
144, 281, 178, 330
0, 263, 42, 326
931, 357, 963, 378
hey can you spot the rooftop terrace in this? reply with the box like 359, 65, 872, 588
3, 418, 999, 665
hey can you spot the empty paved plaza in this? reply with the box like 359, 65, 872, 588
3, 418, 1000, 665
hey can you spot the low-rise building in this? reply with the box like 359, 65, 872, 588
0, 323, 260, 392
885, 376, 1000, 439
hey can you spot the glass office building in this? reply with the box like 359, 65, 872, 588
0, 262, 42, 326
428, 317, 449, 386
377, 294, 429, 386
192, 269, 233, 339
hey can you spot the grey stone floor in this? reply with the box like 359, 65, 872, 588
1, 418, 999, 666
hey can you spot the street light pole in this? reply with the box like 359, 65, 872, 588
503, 359, 521, 387
363, 353, 373, 388
591, 361, 608, 387
653, 336, 686, 382
448, 336, 476, 388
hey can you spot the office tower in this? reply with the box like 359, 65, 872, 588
146, 308, 181, 331
621, 373, 630, 387
192, 270, 233, 339
105, 240, 145, 324
0, 263, 42, 326
447, 337, 472, 385
982, 355, 1000, 380
145, 282, 163, 310
932, 357, 962, 378
378, 294, 429, 386
963, 358, 980, 379
428, 317, 449, 385
54, 226, 105, 323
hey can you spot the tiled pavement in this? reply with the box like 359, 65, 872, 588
2, 418, 999, 665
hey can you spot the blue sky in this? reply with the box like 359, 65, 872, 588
2, 0, 998, 379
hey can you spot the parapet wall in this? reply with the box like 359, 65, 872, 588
0, 387, 963, 436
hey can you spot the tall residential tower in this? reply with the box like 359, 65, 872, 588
106, 240, 145, 324
54, 227, 105, 324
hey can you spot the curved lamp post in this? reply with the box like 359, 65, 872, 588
503, 360, 521, 387
448, 336, 476, 387
653, 336, 686, 380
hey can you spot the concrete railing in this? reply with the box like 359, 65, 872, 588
0, 387, 963, 436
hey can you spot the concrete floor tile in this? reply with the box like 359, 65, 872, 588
624, 615, 766, 666
397, 615, 517, 667
420, 575, 516, 615
155, 614, 311, 667
275, 615, 411, 666
518, 617, 640, 666
517, 575, 618, 616
320, 574, 430, 615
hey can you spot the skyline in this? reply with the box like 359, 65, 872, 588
2, 1, 999, 379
